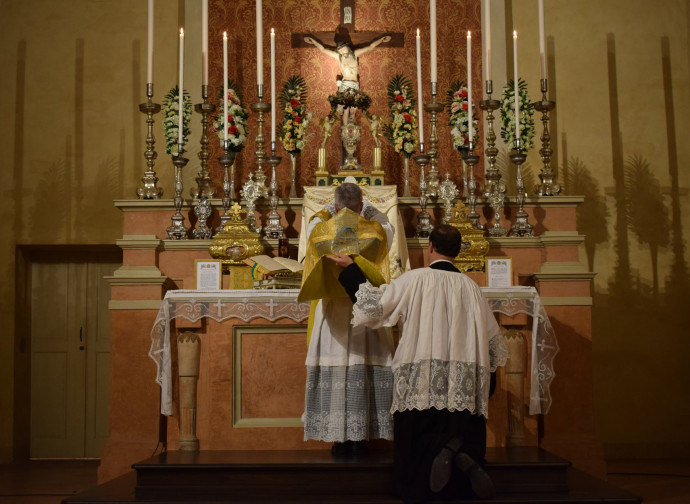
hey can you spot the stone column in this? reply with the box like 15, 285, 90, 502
504, 328, 527, 446
177, 331, 201, 451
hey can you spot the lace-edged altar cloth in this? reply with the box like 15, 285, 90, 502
149, 286, 557, 417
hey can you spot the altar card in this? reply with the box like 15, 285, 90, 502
195, 260, 223, 290
486, 257, 513, 288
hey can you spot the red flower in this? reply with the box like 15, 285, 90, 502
462, 102, 468, 111
290, 98, 300, 107
229, 125, 239, 135
227, 114, 234, 122
395, 94, 404, 103
402, 113, 412, 123
294, 116, 302, 123
460, 89, 468, 98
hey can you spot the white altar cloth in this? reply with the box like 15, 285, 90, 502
149, 286, 557, 417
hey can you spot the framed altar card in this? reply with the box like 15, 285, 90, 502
486, 257, 513, 288
195, 260, 222, 290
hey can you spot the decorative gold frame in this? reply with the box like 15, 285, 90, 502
232, 324, 308, 428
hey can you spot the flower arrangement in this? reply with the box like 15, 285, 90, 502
384, 74, 417, 157
327, 88, 372, 115
500, 78, 535, 150
446, 80, 479, 151
212, 80, 250, 152
162, 86, 193, 155
279, 74, 312, 154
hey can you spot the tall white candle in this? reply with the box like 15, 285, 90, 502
538, 0, 546, 79
430, 0, 437, 83
513, 30, 520, 147
467, 31, 473, 148
147, 0, 153, 84
223, 32, 229, 144
256, 0, 263, 87
416, 28, 425, 146
178, 28, 185, 151
202, 0, 208, 86
270, 28, 276, 144
484, 0, 491, 83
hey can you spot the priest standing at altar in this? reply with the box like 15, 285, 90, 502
298, 182, 395, 456
328, 225, 509, 502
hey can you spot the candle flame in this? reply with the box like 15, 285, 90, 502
417, 28, 420, 37
223, 31, 227, 39
271, 28, 275, 35
467, 30, 471, 38
513, 30, 517, 39
180, 28, 184, 37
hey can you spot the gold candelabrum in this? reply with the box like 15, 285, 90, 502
424, 82, 444, 199
137, 83, 163, 199
480, 80, 507, 237
167, 153, 190, 239
462, 147, 485, 231
533, 78, 561, 196
414, 148, 433, 237
509, 145, 533, 237
217, 144, 237, 233
264, 143, 284, 238
191, 84, 217, 199
250, 84, 270, 198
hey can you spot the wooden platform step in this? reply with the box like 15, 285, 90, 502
63, 448, 642, 504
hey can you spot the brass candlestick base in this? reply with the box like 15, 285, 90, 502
167, 155, 190, 240
414, 152, 433, 237
250, 90, 271, 198
264, 154, 284, 238
424, 87, 444, 199
137, 84, 163, 199
480, 81, 507, 236
463, 150, 485, 231
534, 78, 561, 196
191, 87, 217, 199
217, 147, 237, 233
509, 148, 533, 237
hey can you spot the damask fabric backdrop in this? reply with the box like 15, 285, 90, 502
208, 0, 482, 196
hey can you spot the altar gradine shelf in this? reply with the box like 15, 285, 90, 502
99, 192, 602, 491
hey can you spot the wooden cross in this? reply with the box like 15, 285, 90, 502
291, 0, 404, 49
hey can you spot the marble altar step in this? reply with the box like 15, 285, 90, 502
63, 447, 641, 504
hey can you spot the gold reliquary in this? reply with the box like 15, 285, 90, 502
447, 201, 489, 272
208, 203, 264, 267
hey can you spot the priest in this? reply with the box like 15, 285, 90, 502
298, 182, 395, 456
327, 224, 509, 502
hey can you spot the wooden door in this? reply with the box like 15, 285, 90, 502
29, 253, 118, 458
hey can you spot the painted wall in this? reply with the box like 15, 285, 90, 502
1, 0, 688, 462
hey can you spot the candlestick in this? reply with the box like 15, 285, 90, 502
538, 0, 546, 79
147, 0, 153, 84
463, 148, 484, 230
467, 31, 473, 148
533, 79, 560, 195
424, 90, 444, 199
270, 28, 276, 144
513, 30, 520, 148
202, 0, 208, 86
414, 149, 433, 237
217, 147, 237, 233
251, 90, 270, 198
430, 0, 437, 83
484, 0, 491, 82
479, 81, 507, 236
223, 32, 229, 143
264, 146, 284, 239
167, 154, 189, 239
178, 28, 185, 153
137, 84, 163, 199
256, 0, 263, 86
509, 147, 533, 237
416, 29, 425, 146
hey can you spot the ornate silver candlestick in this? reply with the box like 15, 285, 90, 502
414, 148, 433, 237
463, 147, 485, 231
509, 145, 533, 237
250, 85, 270, 198
137, 83, 164, 199
264, 143, 284, 238
191, 85, 217, 199
480, 80, 507, 237
217, 144, 237, 233
439, 172, 459, 224
533, 78, 560, 196
424, 82, 444, 199
167, 153, 189, 239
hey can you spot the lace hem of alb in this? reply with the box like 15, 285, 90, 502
391, 359, 493, 418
